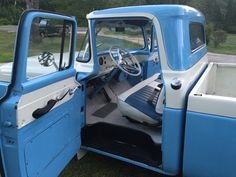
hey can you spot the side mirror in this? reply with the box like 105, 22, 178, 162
38, 52, 55, 67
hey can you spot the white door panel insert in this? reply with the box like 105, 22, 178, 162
17, 77, 78, 128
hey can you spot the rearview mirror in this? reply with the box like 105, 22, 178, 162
115, 26, 125, 32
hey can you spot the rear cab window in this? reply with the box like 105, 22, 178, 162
189, 22, 205, 52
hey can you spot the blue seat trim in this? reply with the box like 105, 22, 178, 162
125, 85, 162, 120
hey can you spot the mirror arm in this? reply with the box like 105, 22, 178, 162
53, 61, 59, 70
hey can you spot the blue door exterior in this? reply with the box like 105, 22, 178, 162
0, 11, 84, 177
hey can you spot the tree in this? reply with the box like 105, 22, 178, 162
25, 0, 39, 9
211, 30, 227, 47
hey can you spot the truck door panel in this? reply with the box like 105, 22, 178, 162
0, 11, 84, 177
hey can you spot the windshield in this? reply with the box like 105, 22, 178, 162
77, 19, 150, 62
96, 20, 145, 52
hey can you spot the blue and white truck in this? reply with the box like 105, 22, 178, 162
0, 5, 235, 177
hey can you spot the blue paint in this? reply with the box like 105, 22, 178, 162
22, 69, 76, 94
0, 11, 83, 177
125, 85, 162, 120
162, 108, 185, 175
0, 82, 9, 98
118, 71, 128, 81
183, 112, 236, 177
83, 146, 176, 176
1, 87, 83, 177
142, 59, 160, 79
12, 11, 77, 92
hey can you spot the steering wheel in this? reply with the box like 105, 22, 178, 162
109, 46, 142, 76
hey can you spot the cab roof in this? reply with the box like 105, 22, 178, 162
87, 5, 204, 21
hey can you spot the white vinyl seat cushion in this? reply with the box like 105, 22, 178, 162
117, 73, 164, 125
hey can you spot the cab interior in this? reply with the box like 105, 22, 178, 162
78, 18, 165, 167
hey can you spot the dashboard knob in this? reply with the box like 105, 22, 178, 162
99, 57, 103, 65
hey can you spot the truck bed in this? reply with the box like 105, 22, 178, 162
183, 62, 236, 177
188, 62, 236, 118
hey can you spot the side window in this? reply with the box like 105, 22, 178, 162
189, 22, 205, 52
26, 17, 72, 79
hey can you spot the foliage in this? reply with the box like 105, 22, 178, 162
0, 1, 25, 25
208, 33, 236, 55
0, 0, 236, 48
227, 25, 236, 34
205, 23, 214, 45
211, 30, 227, 47
0, 0, 236, 32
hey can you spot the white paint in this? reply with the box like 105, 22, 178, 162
156, 88, 165, 114
117, 100, 159, 124
118, 73, 160, 100
163, 55, 207, 109
17, 77, 78, 129
188, 63, 236, 118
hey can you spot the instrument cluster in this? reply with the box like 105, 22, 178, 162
98, 54, 115, 76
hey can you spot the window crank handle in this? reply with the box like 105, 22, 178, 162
69, 87, 79, 95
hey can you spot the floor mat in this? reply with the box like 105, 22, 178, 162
92, 103, 117, 118
82, 123, 162, 167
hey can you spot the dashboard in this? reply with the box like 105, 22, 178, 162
97, 53, 151, 77
97, 54, 115, 76
76, 51, 151, 80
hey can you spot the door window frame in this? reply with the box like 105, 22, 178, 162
9, 10, 77, 95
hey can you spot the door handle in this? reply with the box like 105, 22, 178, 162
33, 99, 57, 119
32, 86, 80, 119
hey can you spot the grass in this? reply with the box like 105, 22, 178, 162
0, 25, 16, 27
0, 31, 84, 63
0, 31, 16, 63
208, 33, 236, 55
60, 152, 165, 177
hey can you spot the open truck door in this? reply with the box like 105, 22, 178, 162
0, 11, 84, 177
